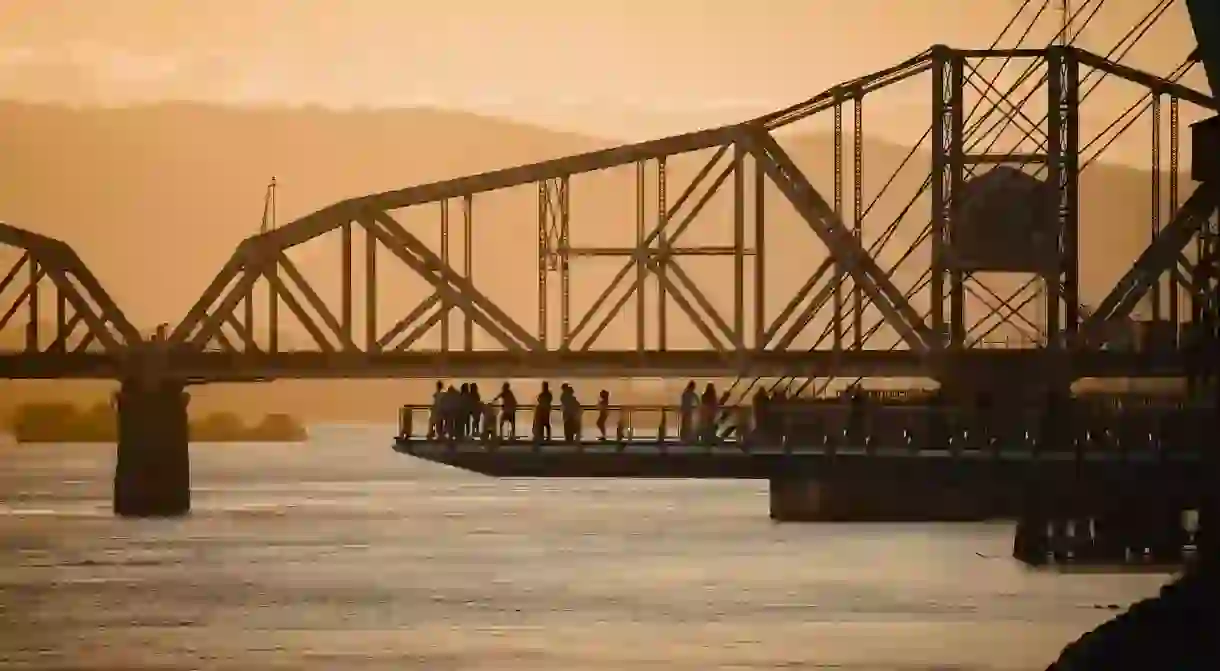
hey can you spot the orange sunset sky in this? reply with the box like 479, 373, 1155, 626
0, 1, 1206, 142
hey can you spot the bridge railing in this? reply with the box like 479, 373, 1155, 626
398, 403, 749, 444
395, 400, 1213, 456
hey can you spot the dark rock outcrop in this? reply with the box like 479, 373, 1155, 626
1046, 568, 1219, 669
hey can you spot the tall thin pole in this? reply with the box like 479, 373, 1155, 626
1060, 0, 1072, 46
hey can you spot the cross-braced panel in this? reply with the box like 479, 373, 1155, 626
167, 124, 931, 373
0, 223, 139, 356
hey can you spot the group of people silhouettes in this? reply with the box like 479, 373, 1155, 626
422, 379, 767, 444
426, 381, 615, 443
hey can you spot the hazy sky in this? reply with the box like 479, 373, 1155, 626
0, 1, 1206, 138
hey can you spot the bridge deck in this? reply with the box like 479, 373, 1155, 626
394, 439, 1205, 502
0, 348, 1197, 379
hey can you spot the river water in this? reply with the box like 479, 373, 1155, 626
0, 425, 1171, 670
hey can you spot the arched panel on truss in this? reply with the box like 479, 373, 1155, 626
0, 222, 140, 358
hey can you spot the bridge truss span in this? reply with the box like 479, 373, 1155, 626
168, 122, 934, 372
0, 223, 141, 377
163, 44, 1216, 384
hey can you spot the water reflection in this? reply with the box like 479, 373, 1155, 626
0, 426, 1171, 670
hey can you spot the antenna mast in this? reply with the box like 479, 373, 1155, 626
260, 177, 277, 235
1059, 0, 1072, 46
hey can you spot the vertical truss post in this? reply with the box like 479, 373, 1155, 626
948, 54, 967, 347
733, 143, 746, 348
1047, 46, 1080, 343
537, 182, 548, 347
657, 157, 668, 352
26, 257, 38, 351
753, 151, 766, 349
1151, 93, 1163, 321
245, 255, 255, 347
440, 200, 451, 352
1169, 97, 1181, 326
833, 100, 845, 351
266, 178, 279, 353
463, 194, 473, 351
635, 160, 646, 352
365, 218, 377, 352
341, 220, 352, 344
852, 91, 865, 350
559, 176, 571, 346
930, 46, 960, 348
53, 289, 66, 353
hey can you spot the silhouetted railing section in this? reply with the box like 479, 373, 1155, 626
396, 397, 1212, 456
397, 403, 743, 445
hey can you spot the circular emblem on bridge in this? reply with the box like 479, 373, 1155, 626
950, 166, 1058, 273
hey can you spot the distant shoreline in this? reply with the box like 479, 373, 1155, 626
3, 403, 308, 444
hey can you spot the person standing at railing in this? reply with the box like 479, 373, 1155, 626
679, 381, 698, 443
699, 383, 719, 444
469, 383, 483, 437
596, 390, 610, 440
493, 382, 518, 440
442, 384, 461, 440
533, 381, 553, 443
752, 388, 770, 441
458, 384, 471, 438
560, 384, 581, 442
427, 381, 444, 440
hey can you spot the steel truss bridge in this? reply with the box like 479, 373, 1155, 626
2, 47, 1216, 391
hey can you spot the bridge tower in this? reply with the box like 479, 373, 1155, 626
929, 45, 1078, 405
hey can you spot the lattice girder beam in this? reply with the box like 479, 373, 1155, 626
754, 49, 935, 131
0, 222, 138, 354
1080, 187, 1219, 343
254, 127, 739, 255
362, 209, 541, 351
561, 140, 743, 352
171, 207, 542, 354
738, 127, 934, 352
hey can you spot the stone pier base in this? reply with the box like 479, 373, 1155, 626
113, 379, 190, 517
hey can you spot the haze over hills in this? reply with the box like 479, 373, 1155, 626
0, 102, 1197, 420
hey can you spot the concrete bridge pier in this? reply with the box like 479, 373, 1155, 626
112, 378, 190, 517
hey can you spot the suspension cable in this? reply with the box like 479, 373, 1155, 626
980, 0, 1173, 161
966, 0, 1107, 153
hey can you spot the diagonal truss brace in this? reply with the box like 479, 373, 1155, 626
1080, 186, 1218, 343
737, 126, 934, 352
0, 222, 139, 353
560, 142, 744, 353
361, 209, 543, 352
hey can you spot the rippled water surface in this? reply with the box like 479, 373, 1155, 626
0, 425, 1170, 670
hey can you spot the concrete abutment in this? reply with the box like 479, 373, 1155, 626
112, 379, 191, 517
